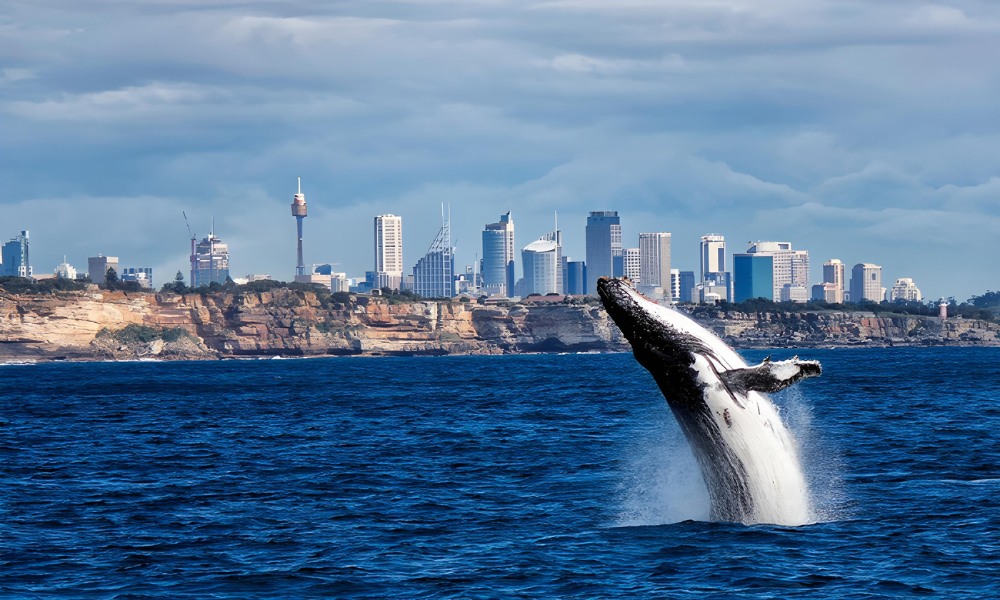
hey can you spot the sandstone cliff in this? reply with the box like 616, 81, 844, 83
0, 289, 626, 361
1, 288, 996, 362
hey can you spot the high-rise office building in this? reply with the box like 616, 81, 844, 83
585, 211, 621, 294
521, 238, 561, 296
700, 234, 726, 280
818, 259, 846, 303
88, 255, 119, 286
622, 247, 641, 283
374, 214, 404, 290
698, 234, 730, 302
191, 232, 230, 287
563, 259, 586, 295
733, 253, 774, 302
669, 268, 681, 301
0, 230, 31, 278
678, 271, 697, 304
743, 241, 809, 300
482, 212, 515, 297
638, 232, 671, 300
413, 212, 454, 299
851, 263, 884, 303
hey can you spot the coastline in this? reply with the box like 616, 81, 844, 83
2, 288, 998, 363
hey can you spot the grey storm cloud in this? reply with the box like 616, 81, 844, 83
1, 0, 999, 301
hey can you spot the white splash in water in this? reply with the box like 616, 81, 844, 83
614, 412, 710, 526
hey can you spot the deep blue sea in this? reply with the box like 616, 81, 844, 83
2, 348, 998, 598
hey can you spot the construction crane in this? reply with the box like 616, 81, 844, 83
183, 211, 196, 287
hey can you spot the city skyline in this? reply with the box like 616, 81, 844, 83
2, 2, 999, 302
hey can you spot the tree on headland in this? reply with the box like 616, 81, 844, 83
104, 267, 119, 291
159, 270, 188, 294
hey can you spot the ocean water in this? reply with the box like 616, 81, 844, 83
1, 348, 997, 598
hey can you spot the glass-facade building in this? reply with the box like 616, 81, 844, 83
1, 230, 30, 278
585, 211, 621, 295
413, 220, 454, 299
192, 234, 230, 287
481, 212, 515, 297
733, 254, 774, 302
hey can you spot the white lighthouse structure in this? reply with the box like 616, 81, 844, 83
291, 177, 308, 277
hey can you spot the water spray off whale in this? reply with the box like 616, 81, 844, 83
598, 277, 821, 526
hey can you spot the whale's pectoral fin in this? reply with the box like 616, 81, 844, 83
721, 358, 822, 394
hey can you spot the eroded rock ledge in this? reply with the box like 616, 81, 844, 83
1, 289, 997, 362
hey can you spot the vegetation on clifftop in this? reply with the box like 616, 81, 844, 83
95, 324, 191, 344
688, 296, 998, 322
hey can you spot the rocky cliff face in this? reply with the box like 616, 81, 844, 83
1, 289, 996, 362
689, 307, 1000, 348
0, 289, 627, 361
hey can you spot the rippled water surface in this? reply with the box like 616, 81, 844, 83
2, 348, 998, 598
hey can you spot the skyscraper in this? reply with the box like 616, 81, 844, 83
0, 230, 30, 278
822, 259, 846, 303
521, 238, 561, 296
563, 260, 586, 295
733, 254, 774, 302
638, 232, 671, 299
851, 263, 884, 303
743, 241, 809, 300
88, 255, 119, 286
191, 231, 230, 287
585, 211, 621, 294
374, 214, 404, 290
482, 212, 515, 297
290, 177, 308, 277
413, 209, 454, 299
700, 234, 726, 281
622, 247, 641, 283
697, 234, 729, 302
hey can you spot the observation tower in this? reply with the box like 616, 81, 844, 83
291, 177, 308, 276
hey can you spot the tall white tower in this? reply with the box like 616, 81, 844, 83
291, 177, 308, 276
375, 214, 404, 290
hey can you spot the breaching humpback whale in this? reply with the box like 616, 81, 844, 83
597, 277, 821, 525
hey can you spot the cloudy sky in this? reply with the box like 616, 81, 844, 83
2, 0, 998, 301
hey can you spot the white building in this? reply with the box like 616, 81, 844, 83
700, 234, 726, 280
818, 259, 846, 303
890, 278, 923, 302
622, 247, 641, 283
520, 228, 562, 296
811, 282, 841, 304
374, 214, 404, 291
638, 232, 671, 299
851, 263, 884, 303
780, 284, 809, 303
54, 257, 77, 280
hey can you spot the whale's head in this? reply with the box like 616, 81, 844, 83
596, 277, 716, 379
